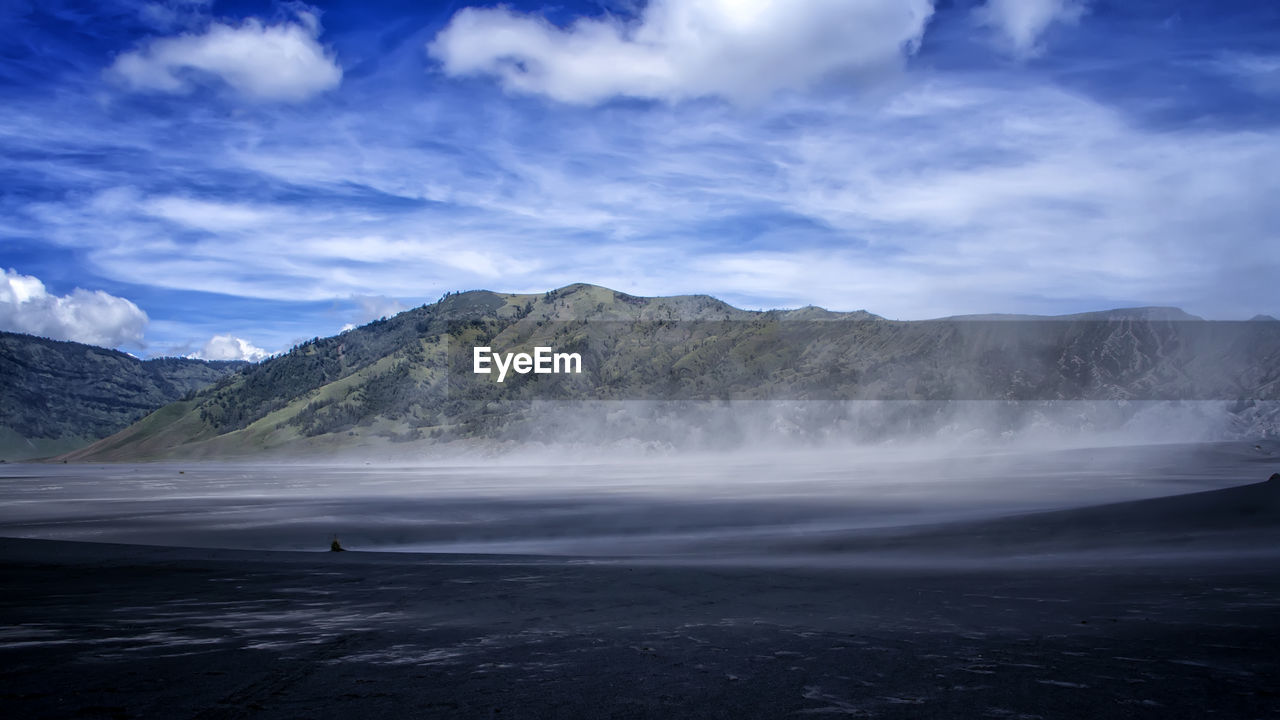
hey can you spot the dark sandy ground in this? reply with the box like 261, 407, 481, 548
3, 477, 1280, 719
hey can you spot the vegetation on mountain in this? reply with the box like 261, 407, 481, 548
54, 284, 1280, 460
0, 332, 245, 460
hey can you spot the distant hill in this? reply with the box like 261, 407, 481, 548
0, 332, 246, 460
60, 284, 1280, 461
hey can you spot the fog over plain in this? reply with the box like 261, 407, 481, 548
4, 415, 1274, 561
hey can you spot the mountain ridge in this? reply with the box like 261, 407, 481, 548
50, 284, 1280, 461
0, 331, 246, 460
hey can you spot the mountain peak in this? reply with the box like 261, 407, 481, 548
1086, 307, 1203, 322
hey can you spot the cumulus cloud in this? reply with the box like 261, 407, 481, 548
975, 0, 1085, 56
0, 269, 148, 348
428, 0, 934, 104
107, 9, 342, 101
190, 334, 269, 362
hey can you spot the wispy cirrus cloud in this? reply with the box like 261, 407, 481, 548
11, 75, 1279, 320
134, 0, 214, 32
1210, 52, 1280, 96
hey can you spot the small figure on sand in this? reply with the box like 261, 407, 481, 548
330, 535, 346, 552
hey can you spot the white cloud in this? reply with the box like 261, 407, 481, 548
975, 0, 1085, 57
107, 10, 341, 102
0, 269, 149, 348
428, 0, 934, 104
141, 196, 279, 230
11, 72, 1280, 321
190, 334, 269, 362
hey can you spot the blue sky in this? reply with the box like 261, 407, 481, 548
1, 0, 1278, 359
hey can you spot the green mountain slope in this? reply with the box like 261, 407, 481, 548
0, 332, 246, 460
62, 284, 1280, 460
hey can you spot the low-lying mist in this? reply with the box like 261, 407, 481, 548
505, 399, 1278, 453
3, 407, 1276, 563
